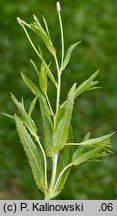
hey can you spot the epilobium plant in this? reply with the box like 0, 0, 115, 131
6, 2, 113, 199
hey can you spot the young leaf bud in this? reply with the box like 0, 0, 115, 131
16, 17, 24, 26
56, 2, 61, 12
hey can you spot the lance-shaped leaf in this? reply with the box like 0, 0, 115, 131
56, 125, 73, 178
53, 83, 76, 153
39, 62, 47, 94
26, 15, 56, 56
2, 113, 14, 120
75, 70, 100, 98
21, 73, 52, 115
28, 96, 38, 116
11, 94, 37, 137
44, 61, 57, 87
21, 72, 43, 98
30, 59, 39, 75
20, 73, 54, 155
55, 125, 74, 196
60, 70, 100, 109
72, 142, 112, 166
39, 99, 54, 157
83, 132, 91, 141
15, 114, 45, 192
38, 48, 57, 87
67, 133, 114, 147
62, 41, 81, 71
42, 15, 50, 37
31, 52, 57, 87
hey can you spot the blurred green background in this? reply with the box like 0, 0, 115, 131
0, 0, 117, 199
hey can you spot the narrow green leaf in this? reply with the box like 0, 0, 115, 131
60, 70, 100, 110
2, 113, 14, 120
55, 105, 65, 126
68, 124, 74, 143
72, 143, 110, 166
30, 57, 56, 89
42, 15, 50, 37
40, 100, 54, 157
55, 126, 74, 196
26, 60, 54, 156
87, 86, 102, 91
38, 50, 57, 87
75, 70, 100, 98
17, 72, 54, 157
39, 62, 47, 93
15, 114, 45, 192
11, 94, 37, 136
67, 133, 114, 146
28, 96, 38, 116
83, 132, 90, 141
21, 97, 25, 110
30, 59, 39, 75
21, 73, 43, 97
45, 64, 57, 87
53, 83, 76, 153
57, 125, 73, 178
28, 15, 56, 56
62, 41, 81, 71
21, 73, 53, 117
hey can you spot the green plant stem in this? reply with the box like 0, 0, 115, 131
53, 9, 64, 124
44, 154, 58, 200
46, 10, 65, 199
45, 55, 61, 199
54, 55, 61, 112
22, 24, 57, 88
22, 25, 41, 59
50, 154, 58, 190
45, 93, 54, 116
53, 163, 73, 193
46, 55, 61, 199
58, 11, 64, 70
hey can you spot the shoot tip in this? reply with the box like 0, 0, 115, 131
16, 17, 24, 26
56, 2, 61, 12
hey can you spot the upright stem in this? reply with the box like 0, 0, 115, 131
49, 154, 58, 191
44, 154, 58, 200
58, 11, 64, 70
53, 163, 73, 194
22, 25, 41, 59
53, 7, 64, 120
45, 93, 54, 116
54, 55, 61, 113
45, 6, 65, 199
